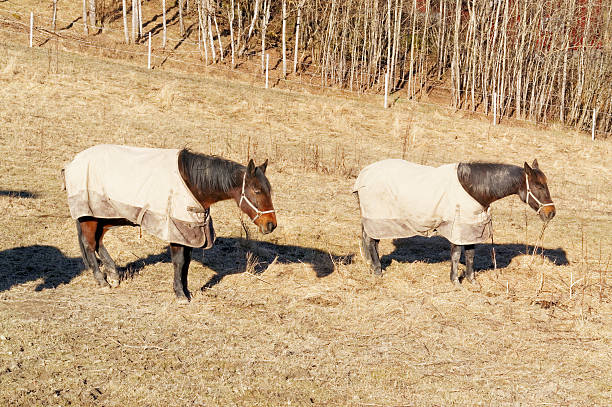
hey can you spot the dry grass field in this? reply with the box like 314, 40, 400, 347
0, 20, 611, 406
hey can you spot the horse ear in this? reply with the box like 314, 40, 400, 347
532, 159, 539, 169
259, 159, 268, 174
247, 159, 255, 176
524, 161, 533, 175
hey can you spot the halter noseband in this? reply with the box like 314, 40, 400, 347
239, 172, 275, 222
525, 173, 554, 214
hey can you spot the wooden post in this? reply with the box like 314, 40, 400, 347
493, 92, 497, 125
592, 109, 597, 141
384, 71, 389, 108
147, 32, 151, 69
29, 12, 33, 47
265, 54, 269, 89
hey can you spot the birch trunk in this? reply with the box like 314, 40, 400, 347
122, 0, 129, 43
239, 0, 260, 56
229, 0, 236, 68
83, 0, 89, 35
162, 0, 167, 48
294, 2, 302, 73
282, 0, 287, 78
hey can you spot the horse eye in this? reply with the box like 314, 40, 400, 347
254, 189, 262, 194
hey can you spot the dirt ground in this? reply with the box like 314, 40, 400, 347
0, 15, 611, 406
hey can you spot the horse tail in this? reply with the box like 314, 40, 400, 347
75, 220, 93, 270
353, 191, 362, 216
60, 168, 66, 190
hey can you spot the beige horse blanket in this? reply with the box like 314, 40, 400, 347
64, 144, 215, 248
353, 159, 492, 245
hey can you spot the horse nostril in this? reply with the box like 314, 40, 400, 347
548, 210, 556, 220
267, 221, 276, 232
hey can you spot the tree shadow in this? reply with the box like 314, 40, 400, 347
0, 190, 38, 198
60, 17, 82, 31
118, 237, 354, 289
0, 245, 84, 292
380, 236, 569, 272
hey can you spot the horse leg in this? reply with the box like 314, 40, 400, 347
360, 223, 381, 275
96, 224, 120, 288
450, 243, 461, 285
464, 244, 476, 283
76, 219, 110, 287
170, 243, 192, 303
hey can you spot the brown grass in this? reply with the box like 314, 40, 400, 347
0, 26, 611, 406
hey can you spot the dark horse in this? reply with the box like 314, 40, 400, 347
356, 159, 555, 284
68, 147, 277, 302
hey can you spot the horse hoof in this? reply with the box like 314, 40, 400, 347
176, 296, 190, 304
107, 278, 120, 288
372, 267, 382, 276
95, 279, 110, 288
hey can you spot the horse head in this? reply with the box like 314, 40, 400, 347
522, 159, 555, 222
239, 159, 277, 234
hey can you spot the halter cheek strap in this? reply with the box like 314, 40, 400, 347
525, 174, 555, 214
239, 173, 275, 222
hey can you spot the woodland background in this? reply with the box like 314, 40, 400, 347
2, 0, 611, 135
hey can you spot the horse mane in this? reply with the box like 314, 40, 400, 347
178, 149, 244, 194
457, 162, 524, 206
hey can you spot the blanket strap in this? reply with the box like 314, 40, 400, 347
136, 205, 149, 239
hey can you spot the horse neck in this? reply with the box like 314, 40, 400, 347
178, 150, 244, 208
457, 163, 524, 208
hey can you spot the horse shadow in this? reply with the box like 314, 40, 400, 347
121, 237, 354, 289
381, 236, 569, 271
0, 245, 84, 293
0, 190, 38, 198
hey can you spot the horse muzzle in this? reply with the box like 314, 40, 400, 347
538, 205, 556, 222
256, 213, 277, 234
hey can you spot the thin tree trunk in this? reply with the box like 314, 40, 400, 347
239, 0, 260, 56
408, 0, 417, 98
131, 0, 137, 43
120, 0, 129, 43
207, 1, 217, 63
138, 0, 143, 38
178, 0, 185, 37
162, 0, 167, 48
52, 0, 58, 32
214, 11, 224, 62
199, 0, 209, 64
83, 0, 89, 35
282, 0, 287, 78
294, 2, 302, 73
88, 0, 96, 30
229, 0, 236, 68
261, 0, 270, 73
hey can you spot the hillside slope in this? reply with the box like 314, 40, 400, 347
0, 33, 610, 405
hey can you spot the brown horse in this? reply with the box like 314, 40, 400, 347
355, 159, 555, 284
64, 145, 276, 302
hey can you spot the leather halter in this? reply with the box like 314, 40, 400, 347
239, 172, 275, 222
525, 173, 554, 214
